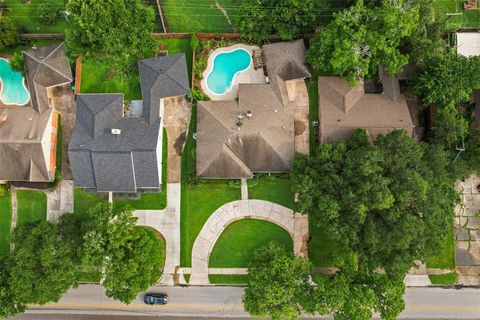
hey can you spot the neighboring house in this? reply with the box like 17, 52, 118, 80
456, 32, 480, 57
196, 40, 310, 179
0, 43, 72, 182
318, 72, 414, 143
68, 54, 189, 193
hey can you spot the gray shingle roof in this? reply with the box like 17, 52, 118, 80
23, 43, 73, 114
69, 94, 161, 193
139, 54, 190, 124
263, 39, 311, 106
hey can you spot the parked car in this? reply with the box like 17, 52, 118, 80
144, 293, 168, 305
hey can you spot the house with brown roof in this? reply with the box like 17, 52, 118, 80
196, 40, 311, 179
0, 43, 72, 182
318, 72, 414, 143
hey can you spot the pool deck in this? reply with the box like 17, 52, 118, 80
201, 44, 266, 101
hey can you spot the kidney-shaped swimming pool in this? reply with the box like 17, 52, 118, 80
0, 58, 30, 106
206, 48, 252, 95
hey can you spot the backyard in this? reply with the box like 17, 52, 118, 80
162, 0, 240, 32
16, 190, 47, 226
4, 0, 69, 33
0, 190, 12, 256
434, 0, 480, 29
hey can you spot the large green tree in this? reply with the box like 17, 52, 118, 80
6, 221, 78, 305
82, 203, 162, 303
65, 0, 156, 72
412, 52, 480, 107
291, 129, 458, 318
0, 16, 18, 51
237, 0, 317, 42
243, 242, 316, 319
0, 259, 26, 319
307, 0, 419, 83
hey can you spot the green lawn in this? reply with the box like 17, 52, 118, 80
162, 0, 240, 32
16, 190, 47, 226
308, 218, 339, 267
426, 226, 455, 270
156, 38, 193, 83
434, 0, 480, 29
210, 219, 293, 267
248, 175, 294, 209
306, 75, 319, 154
0, 191, 12, 256
115, 128, 168, 210
5, 0, 69, 33
429, 273, 459, 285
209, 275, 248, 285
73, 188, 107, 222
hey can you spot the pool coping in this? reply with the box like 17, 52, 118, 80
201, 44, 259, 100
0, 58, 31, 107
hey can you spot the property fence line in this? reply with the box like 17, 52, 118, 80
74, 56, 83, 95
155, 0, 167, 33
20, 33, 65, 40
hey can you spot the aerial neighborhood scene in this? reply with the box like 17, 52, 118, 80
0, 0, 480, 319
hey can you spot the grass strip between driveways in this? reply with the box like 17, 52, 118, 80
16, 190, 47, 226
209, 275, 248, 285
429, 273, 459, 285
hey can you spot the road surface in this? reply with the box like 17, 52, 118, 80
12, 285, 480, 319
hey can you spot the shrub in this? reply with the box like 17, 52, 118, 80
39, 4, 59, 25
9, 52, 24, 73
0, 183, 9, 197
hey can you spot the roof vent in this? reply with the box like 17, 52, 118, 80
246, 110, 253, 119
111, 128, 122, 135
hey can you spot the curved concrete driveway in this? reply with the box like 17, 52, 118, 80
189, 199, 309, 285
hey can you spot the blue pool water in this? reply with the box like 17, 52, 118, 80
206, 49, 251, 95
0, 58, 30, 106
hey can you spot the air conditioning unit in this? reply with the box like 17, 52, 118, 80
111, 128, 122, 135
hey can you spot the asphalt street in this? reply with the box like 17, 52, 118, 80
11, 285, 480, 319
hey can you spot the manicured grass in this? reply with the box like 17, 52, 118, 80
306, 76, 319, 154
162, 0, 240, 32
115, 129, 168, 210
209, 275, 248, 285
308, 217, 339, 267
77, 270, 102, 283
434, 0, 480, 29
210, 219, 293, 267
73, 188, 107, 222
156, 38, 193, 82
16, 190, 47, 226
429, 273, 459, 285
426, 226, 455, 270
181, 181, 241, 267
0, 191, 12, 256
248, 174, 294, 209
80, 59, 141, 101
5, 0, 69, 33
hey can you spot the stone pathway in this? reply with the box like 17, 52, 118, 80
240, 178, 248, 200
134, 183, 184, 286
454, 174, 480, 285
189, 199, 309, 285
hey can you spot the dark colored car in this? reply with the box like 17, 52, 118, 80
144, 293, 168, 305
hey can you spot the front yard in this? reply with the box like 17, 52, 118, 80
0, 190, 12, 256
209, 219, 293, 267
16, 190, 46, 226
426, 226, 455, 270
248, 174, 294, 209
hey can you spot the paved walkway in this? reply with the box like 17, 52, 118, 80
189, 199, 309, 285
45, 180, 74, 223
240, 178, 248, 200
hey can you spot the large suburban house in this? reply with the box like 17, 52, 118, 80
0, 43, 72, 182
196, 39, 311, 179
68, 54, 189, 193
318, 71, 414, 143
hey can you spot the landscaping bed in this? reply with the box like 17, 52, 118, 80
209, 219, 293, 267
16, 190, 47, 225
0, 190, 12, 256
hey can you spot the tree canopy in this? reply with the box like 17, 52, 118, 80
0, 16, 18, 52
289, 129, 458, 319
412, 52, 480, 107
307, 0, 419, 83
237, 0, 317, 42
65, 0, 156, 72
82, 203, 162, 303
